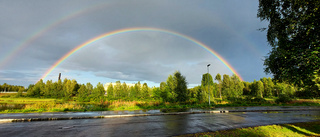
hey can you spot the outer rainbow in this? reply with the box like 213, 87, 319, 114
40, 27, 243, 81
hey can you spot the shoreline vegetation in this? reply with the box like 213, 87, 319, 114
1, 93, 320, 113
1, 72, 319, 114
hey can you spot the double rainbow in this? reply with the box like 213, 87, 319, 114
40, 27, 243, 81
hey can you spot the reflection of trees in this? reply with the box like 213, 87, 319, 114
162, 114, 190, 134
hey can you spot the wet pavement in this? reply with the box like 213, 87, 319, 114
0, 106, 319, 119
0, 110, 320, 137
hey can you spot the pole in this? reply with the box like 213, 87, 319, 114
207, 64, 210, 106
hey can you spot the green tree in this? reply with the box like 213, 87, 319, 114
77, 84, 89, 102
230, 74, 244, 98
113, 81, 122, 98
63, 79, 77, 100
142, 83, 150, 98
253, 80, 264, 98
261, 77, 274, 97
166, 75, 176, 101
91, 82, 105, 102
152, 87, 161, 99
173, 71, 188, 102
86, 82, 93, 95
133, 82, 141, 98
160, 82, 169, 102
106, 83, 114, 98
242, 81, 252, 95
201, 73, 214, 100
43, 80, 53, 98
215, 73, 222, 98
28, 79, 44, 97
221, 74, 231, 97
122, 82, 129, 98
16, 87, 24, 97
258, 0, 320, 95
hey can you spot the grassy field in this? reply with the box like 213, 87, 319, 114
1, 93, 320, 113
178, 121, 320, 137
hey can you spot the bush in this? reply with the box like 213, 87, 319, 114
251, 97, 267, 103
276, 94, 292, 103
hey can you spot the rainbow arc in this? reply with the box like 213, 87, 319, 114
40, 27, 243, 81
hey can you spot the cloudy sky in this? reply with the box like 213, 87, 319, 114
0, 0, 271, 87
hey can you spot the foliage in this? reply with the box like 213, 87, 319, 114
230, 74, 244, 98
173, 71, 188, 102
215, 73, 222, 98
90, 82, 105, 103
251, 80, 264, 98
258, 0, 320, 95
77, 84, 89, 102
276, 93, 292, 103
221, 74, 231, 97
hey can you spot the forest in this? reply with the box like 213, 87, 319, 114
0, 71, 307, 105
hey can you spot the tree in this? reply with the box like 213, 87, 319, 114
243, 81, 252, 95
77, 84, 89, 102
160, 82, 169, 102
114, 81, 122, 98
215, 73, 222, 98
86, 82, 93, 95
152, 87, 161, 99
252, 80, 264, 98
230, 74, 244, 98
201, 73, 214, 100
106, 83, 114, 98
122, 82, 129, 97
221, 74, 231, 97
258, 0, 320, 95
16, 87, 24, 97
142, 83, 150, 98
134, 81, 142, 98
201, 73, 214, 87
173, 71, 188, 102
63, 79, 78, 100
166, 75, 176, 101
27, 79, 44, 97
260, 77, 274, 97
43, 80, 53, 98
91, 82, 105, 102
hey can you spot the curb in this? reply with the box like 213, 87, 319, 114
1, 109, 319, 123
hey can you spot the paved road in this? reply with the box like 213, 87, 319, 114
1, 110, 320, 137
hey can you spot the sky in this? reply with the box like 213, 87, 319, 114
0, 0, 271, 88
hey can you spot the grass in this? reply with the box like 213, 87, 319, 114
178, 121, 320, 137
0, 97, 57, 104
1, 94, 320, 113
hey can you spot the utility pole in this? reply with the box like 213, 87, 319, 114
58, 73, 61, 81
207, 64, 210, 106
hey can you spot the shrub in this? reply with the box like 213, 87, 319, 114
276, 94, 292, 103
251, 97, 267, 103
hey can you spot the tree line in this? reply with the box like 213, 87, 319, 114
1, 70, 303, 103
0, 83, 24, 92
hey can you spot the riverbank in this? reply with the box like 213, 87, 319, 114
1, 95, 320, 114
0, 98, 320, 114
1, 106, 320, 123
178, 120, 320, 137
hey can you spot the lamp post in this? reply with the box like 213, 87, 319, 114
207, 64, 210, 106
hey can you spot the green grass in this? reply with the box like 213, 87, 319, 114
0, 97, 58, 104
178, 121, 320, 137
1, 95, 320, 113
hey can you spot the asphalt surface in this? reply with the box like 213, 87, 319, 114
0, 107, 320, 137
